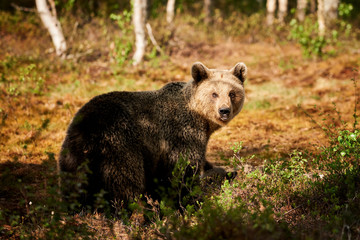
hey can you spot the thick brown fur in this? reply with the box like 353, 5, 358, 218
58, 62, 247, 208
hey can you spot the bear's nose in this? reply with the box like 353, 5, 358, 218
219, 108, 230, 115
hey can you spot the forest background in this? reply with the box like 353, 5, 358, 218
1, 0, 360, 239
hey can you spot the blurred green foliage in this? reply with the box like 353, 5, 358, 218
110, 9, 133, 66
2, 0, 359, 30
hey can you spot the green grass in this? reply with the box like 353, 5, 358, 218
244, 82, 299, 110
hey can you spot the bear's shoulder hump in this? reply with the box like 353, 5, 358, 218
160, 82, 186, 93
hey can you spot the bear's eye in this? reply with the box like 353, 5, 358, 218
229, 92, 236, 99
212, 93, 218, 98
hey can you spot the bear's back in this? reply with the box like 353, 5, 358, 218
60, 81, 189, 174
62, 81, 189, 159
70, 81, 186, 132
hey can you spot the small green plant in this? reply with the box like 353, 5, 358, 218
126, 155, 206, 238
174, 175, 294, 239
0, 62, 46, 96
0, 156, 96, 239
332, 129, 359, 158
295, 128, 360, 237
110, 9, 134, 66
213, 179, 239, 211
289, 17, 330, 58
279, 58, 295, 71
226, 141, 254, 171
293, 74, 360, 238
289, 3, 354, 59
164, 154, 202, 211
18, 64, 45, 95
264, 150, 308, 187
337, 3, 353, 37
338, 3, 354, 19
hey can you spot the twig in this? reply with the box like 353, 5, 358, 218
65, 48, 94, 60
298, 104, 335, 138
11, 3, 36, 12
146, 23, 164, 55
352, 69, 359, 129
282, 203, 304, 216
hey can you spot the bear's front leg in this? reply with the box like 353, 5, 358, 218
202, 160, 237, 181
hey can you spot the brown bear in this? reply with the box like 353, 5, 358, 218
59, 62, 247, 208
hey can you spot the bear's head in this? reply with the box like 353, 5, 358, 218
189, 62, 247, 128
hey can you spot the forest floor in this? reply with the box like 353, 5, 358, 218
1, 10, 360, 239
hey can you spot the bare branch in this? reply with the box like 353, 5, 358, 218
146, 23, 164, 55
10, 3, 36, 12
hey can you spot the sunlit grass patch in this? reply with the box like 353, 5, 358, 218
245, 81, 301, 110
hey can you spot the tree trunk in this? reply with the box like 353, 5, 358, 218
166, 0, 175, 24
317, 0, 325, 37
35, 0, 67, 58
310, 0, 316, 13
266, 0, 276, 25
297, 0, 307, 22
278, 0, 288, 23
204, 0, 212, 25
133, 0, 147, 65
324, 0, 339, 23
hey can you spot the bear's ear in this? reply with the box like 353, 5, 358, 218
191, 62, 210, 83
230, 62, 247, 83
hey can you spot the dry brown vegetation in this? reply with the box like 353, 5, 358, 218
1, 7, 360, 239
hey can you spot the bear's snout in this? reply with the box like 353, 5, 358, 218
219, 107, 231, 121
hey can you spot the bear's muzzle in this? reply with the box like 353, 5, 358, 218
219, 107, 231, 121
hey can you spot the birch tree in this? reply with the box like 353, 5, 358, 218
277, 0, 288, 23
317, 0, 325, 36
324, 0, 339, 22
35, 0, 67, 58
204, 0, 212, 25
266, 0, 276, 25
310, 0, 316, 13
166, 0, 176, 24
266, 0, 288, 25
317, 0, 339, 37
297, 0, 307, 22
132, 0, 147, 65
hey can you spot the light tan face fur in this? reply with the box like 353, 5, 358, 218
189, 68, 245, 127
